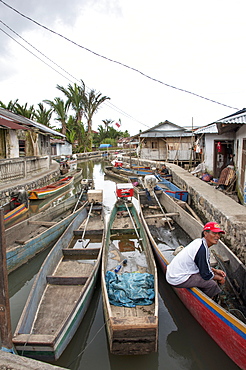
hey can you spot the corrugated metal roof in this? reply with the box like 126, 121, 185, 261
216, 113, 246, 124
0, 116, 28, 130
194, 123, 218, 134
140, 131, 193, 138
0, 108, 64, 137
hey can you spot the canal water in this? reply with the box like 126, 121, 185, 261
8, 160, 240, 370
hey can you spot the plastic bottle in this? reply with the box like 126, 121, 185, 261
114, 265, 122, 273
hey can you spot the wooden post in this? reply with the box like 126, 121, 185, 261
0, 208, 13, 351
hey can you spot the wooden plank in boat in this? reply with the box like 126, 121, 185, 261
11, 334, 54, 344
46, 276, 88, 285
144, 212, 179, 219
62, 248, 100, 259
28, 221, 56, 227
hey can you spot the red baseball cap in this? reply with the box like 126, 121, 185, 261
203, 222, 225, 234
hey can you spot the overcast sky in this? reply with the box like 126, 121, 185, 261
0, 0, 245, 135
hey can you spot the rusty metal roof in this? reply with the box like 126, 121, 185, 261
0, 116, 28, 130
0, 108, 64, 137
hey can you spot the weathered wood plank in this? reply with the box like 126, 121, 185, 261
62, 248, 100, 259
144, 212, 179, 219
46, 276, 88, 285
29, 221, 56, 227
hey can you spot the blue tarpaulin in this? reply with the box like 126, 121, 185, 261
99, 144, 112, 148
105, 271, 155, 307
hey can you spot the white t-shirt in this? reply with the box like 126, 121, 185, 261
166, 238, 214, 286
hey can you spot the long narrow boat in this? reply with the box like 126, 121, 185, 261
3, 190, 29, 227
28, 175, 74, 200
6, 183, 91, 274
104, 165, 188, 201
13, 190, 104, 360
101, 183, 158, 355
138, 189, 246, 369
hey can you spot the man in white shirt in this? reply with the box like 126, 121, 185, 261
166, 222, 226, 298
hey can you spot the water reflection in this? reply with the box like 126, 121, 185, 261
8, 159, 241, 370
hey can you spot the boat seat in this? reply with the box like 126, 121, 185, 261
46, 275, 88, 285
62, 248, 100, 259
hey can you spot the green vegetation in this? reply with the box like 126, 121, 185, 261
0, 79, 130, 152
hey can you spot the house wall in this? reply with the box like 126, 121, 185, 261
6, 130, 19, 158
204, 132, 236, 173
60, 141, 72, 156
140, 136, 192, 161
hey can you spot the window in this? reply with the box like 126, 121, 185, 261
19, 140, 25, 156
151, 141, 158, 149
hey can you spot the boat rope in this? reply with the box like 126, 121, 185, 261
211, 250, 244, 306
67, 318, 110, 368
228, 308, 246, 323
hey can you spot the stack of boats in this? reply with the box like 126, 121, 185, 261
4, 170, 245, 368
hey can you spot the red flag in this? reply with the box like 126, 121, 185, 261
115, 122, 121, 128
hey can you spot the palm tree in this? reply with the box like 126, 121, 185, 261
83, 90, 110, 150
84, 90, 110, 135
14, 103, 35, 119
102, 119, 114, 132
0, 99, 19, 111
34, 103, 53, 127
43, 97, 68, 135
56, 80, 85, 125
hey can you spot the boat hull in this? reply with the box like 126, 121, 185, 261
4, 203, 28, 224
139, 191, 246, 369
6, 196, 86, 273
28, 176, 74, 200
13, 202, 104, 360
101, 198, 158, 355
154, 249, 246, 370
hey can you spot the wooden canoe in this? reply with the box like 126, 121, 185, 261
13, 194, 104, 360
28, 176, 74, 200
101, 189, 158, 355
138, 189, 246, 369
104, 165, 188, 202
6, 190, 89, 274
3, 191, 29, 227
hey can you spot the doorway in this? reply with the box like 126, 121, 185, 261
213, 140, 234, 178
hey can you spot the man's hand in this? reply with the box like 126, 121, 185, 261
212, 268, 226, 284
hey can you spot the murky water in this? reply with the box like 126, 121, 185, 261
8, 160, 240, 370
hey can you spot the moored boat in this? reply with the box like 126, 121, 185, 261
6, 187, 90, 274
28, 176, 74, 200
104, 165, 188, 201
13, 190, 104, 360
101, 183, 158, 355
2, 189, 29, 227
138, 189, 246, 369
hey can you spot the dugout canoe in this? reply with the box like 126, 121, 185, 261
104, 165, 188, 202
28, 175, 74, 200
101, 184, 158, 355
13, 191, 104, 360
6, 187, 89, 274
3, 190, 29, 228
138, 189, 246, 369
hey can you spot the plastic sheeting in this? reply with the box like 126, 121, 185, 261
105, 271, 155, 307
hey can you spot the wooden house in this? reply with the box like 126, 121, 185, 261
139, 121, 195, 165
